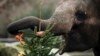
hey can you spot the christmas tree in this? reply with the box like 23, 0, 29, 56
18, 25, 61, 56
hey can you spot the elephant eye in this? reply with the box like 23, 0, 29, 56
75, 10, 87, 21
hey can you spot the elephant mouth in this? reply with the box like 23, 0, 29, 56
59, 27, 85, 54
67, 24, 84, 40
68, 30, 81, 39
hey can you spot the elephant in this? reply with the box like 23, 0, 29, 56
7, 0, 100, 56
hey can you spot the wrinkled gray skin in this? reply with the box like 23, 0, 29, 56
7, 0, 100, 56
